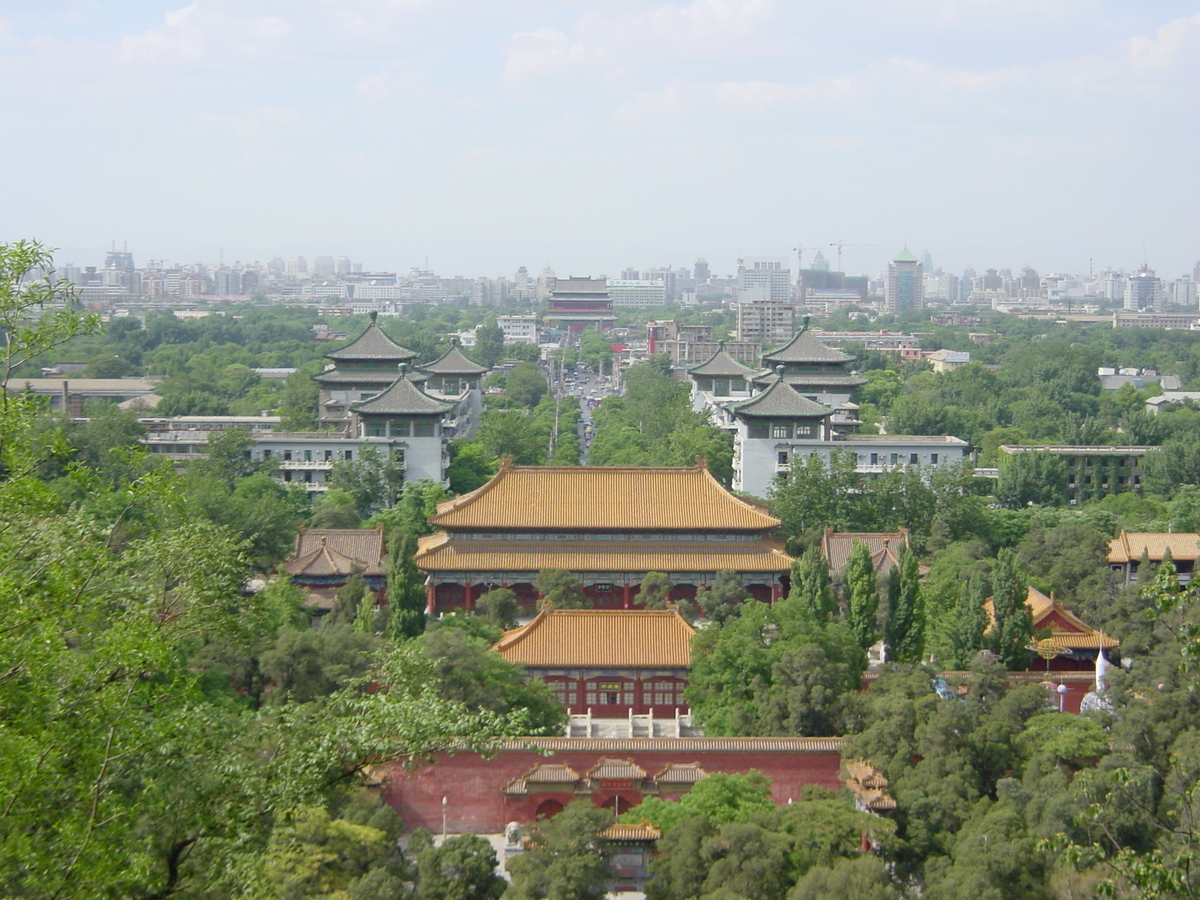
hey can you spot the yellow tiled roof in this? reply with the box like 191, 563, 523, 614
415, 532, 792, 574
429, 463, 781, 531
655, 763, 707, 784
1108, 531, 1200, 563
524, 763, 580, 783
985, 586, 1119, 650
600, 823, 662, 842
494, 609, 695, 668
587, 758, 648, 781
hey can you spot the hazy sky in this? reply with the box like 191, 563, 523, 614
3, 0, 1198, 279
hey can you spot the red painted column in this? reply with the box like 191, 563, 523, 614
771, 581, 783, 604
425, 581, 436, 616
464, 583, 475, 613
622, 583, 632, 609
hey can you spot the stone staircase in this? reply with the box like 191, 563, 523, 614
565, 709, 702, 738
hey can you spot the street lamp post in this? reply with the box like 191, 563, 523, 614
442, 796, 447, 842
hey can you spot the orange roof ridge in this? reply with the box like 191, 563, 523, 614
430, 464, 780, 531
494, 607, 697, 668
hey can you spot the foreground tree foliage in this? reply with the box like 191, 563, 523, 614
0, 242, 519, 898
633, 784, 894, 900
505, 800, 614, 900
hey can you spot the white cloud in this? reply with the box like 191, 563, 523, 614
116, 3, 292, 67
1129, 12, 1200, 74
503, 26, 598, 84
356, 67, 437, 105
503, 0, 777, 84
192, 105, 302, 142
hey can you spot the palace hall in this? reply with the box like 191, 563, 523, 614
414, 461, 793, 614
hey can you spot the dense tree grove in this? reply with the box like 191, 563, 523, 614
587, 355, 734, 484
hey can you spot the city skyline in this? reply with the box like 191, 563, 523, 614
56, 243, 1194, 284
3, 1, 1198, 277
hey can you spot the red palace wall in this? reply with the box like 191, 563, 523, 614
381, 739, 844, 834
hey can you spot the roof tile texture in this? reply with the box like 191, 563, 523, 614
287, 528, 386, 576
415, 533, 792, 574
726, 378, 834, 419
1108, 531, 1200, 563
821, 529, 909, 578
422, 346, 489, 376
430, 464, 781, 531
324, 322, 417, 360
687, 348, 757, 377
761, 329, 853, 364
494, 609, 696, 668
351, 375, 454, 416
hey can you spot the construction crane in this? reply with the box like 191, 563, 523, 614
828, 240, 878, 273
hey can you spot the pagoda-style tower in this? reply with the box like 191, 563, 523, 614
313, 313, 420, 425
421, 344, 489, 438
349, 367, 455, 483
685, 343, 757, 410
725, 372, 836, 495
753, 321, 866, 408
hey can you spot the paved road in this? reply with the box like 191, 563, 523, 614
551, 365, 614, 464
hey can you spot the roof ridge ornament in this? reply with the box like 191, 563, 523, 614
370, 310, 378, 323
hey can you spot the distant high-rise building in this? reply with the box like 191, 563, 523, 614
1170, 276, 1197, 307
103, 249, 135, 271
287, 256, 308, 278
607, 280, 667, 310
736, 299, 796, 345
738, 257, 791, 302
1125, 264, 1163, 311
268, 257, 285, 277
336, 256, 352, 276
694, 258, 711, 281
313, 256, 336, 277
1105, 272, 1125, 303
809, 250, 830, 271
920, 251, 933, 272
536, 266, 557, 301
884, 248, 924, 314
214, 267, 242, 295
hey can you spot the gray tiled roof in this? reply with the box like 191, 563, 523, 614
751, 372, 868, 388
324, 322, 417, 361
687, 347, 757, 377
422, 345, 489, 376
725, 378, 834, 419
314, 367, 428, 385
351, 375, 454, 416
761, 329, 853, 364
